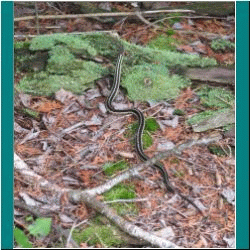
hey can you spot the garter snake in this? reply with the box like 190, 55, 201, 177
105, 51, 202, 214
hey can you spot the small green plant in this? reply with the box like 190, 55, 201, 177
167, 13, 182, 26
173, 109, 185, 116
14, 227, 33, 248
103, 161, 128, 176
73, 224, 125, 247
144, 117, 160, 132
211, 39, 235, 52
173, 170, 185, 178
197, 86, 235, 109
21, 108, 40, 119
126, 117, 159, 149
14, 41, 31, 49
147, 34, 180, 51
187, 110, 219, 125
208, 145, 228, 156
104, 184, 136, 201
28, 217, 52, 238
14, 217, 52, 248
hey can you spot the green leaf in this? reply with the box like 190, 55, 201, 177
14, 228, 33, 248
28, 217, 52, 238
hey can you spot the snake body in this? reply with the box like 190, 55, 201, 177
105, 51, 202, 213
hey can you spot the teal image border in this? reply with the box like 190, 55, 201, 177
1, 1, 14, 249
236, 1, 249, 249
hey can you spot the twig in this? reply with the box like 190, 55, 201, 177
104, 197, 149, 204
14, 30, 117, 39
153, 15, 227, 25
34, 2, 40, 34
66, 220, 88, 248
167, 205, 188, 218
14, 9, 196, 22
135, 11, 160, 29
177, 156, 216, 173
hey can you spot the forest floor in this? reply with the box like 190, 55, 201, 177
14, 2, 235, 248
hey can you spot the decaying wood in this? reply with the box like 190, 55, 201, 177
14, 9, 195, 22
191, 109, 235, 132
186, 67, 235, 87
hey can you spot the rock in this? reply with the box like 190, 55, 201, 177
59, 214, 74, 223
186, 67, 235, 86
55, 88, 75, 103
188, 19, 195, 26
157, 140, 175, 151
161, 116, 179, 128
221, 188, 235, 206
112, 102, 130, 110
191, 109, 235, 132
85, 115, 102, 126
154, 227, 175, 240
223, 236, 235, 248
86, 88, 101, 100
98, 103, 107, 114
19, 192, 40, 207
188, 199, 207, 211
172, 22, 183, 30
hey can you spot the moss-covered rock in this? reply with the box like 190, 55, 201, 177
211, 39, 235, 52
196, 86, 235, 109
17, 61, 107, 95
122, 64, 190, 101
15, 32, 217, 98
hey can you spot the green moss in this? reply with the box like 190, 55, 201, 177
103, 161, 129, 176
170, 158, 180, 164
173, 109, 185, 116
187, 108, 232, 126
167, 13, 182, 25
81, 33, 123, 59
104, 184, 136, 201
173, 170, 185, 178
197, 86, 235, 109
47, 46, 76, 74
16, 33, 217, 98
17, 61, 108, 96
126, 117, 159, 149
123, 44, 217, 69
14, 41, 31, 49
30, 35, 57, 50
187, 110, 217, 125
73, 225, 125, 247
103, 184, 138, 216
147, 34, 180, 51
211, 39, 235, 52
122, 64, 191, 101
144, 117, 160, 132
208, 145, 229, 156
21, 108, 40, 119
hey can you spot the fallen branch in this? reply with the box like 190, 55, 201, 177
153, 15, 227, 25
14, 30, 117, 39
14, 135, 219, 248
69, 191, 180, 248
14, 153, 179, 248
14, 9, 195, 22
